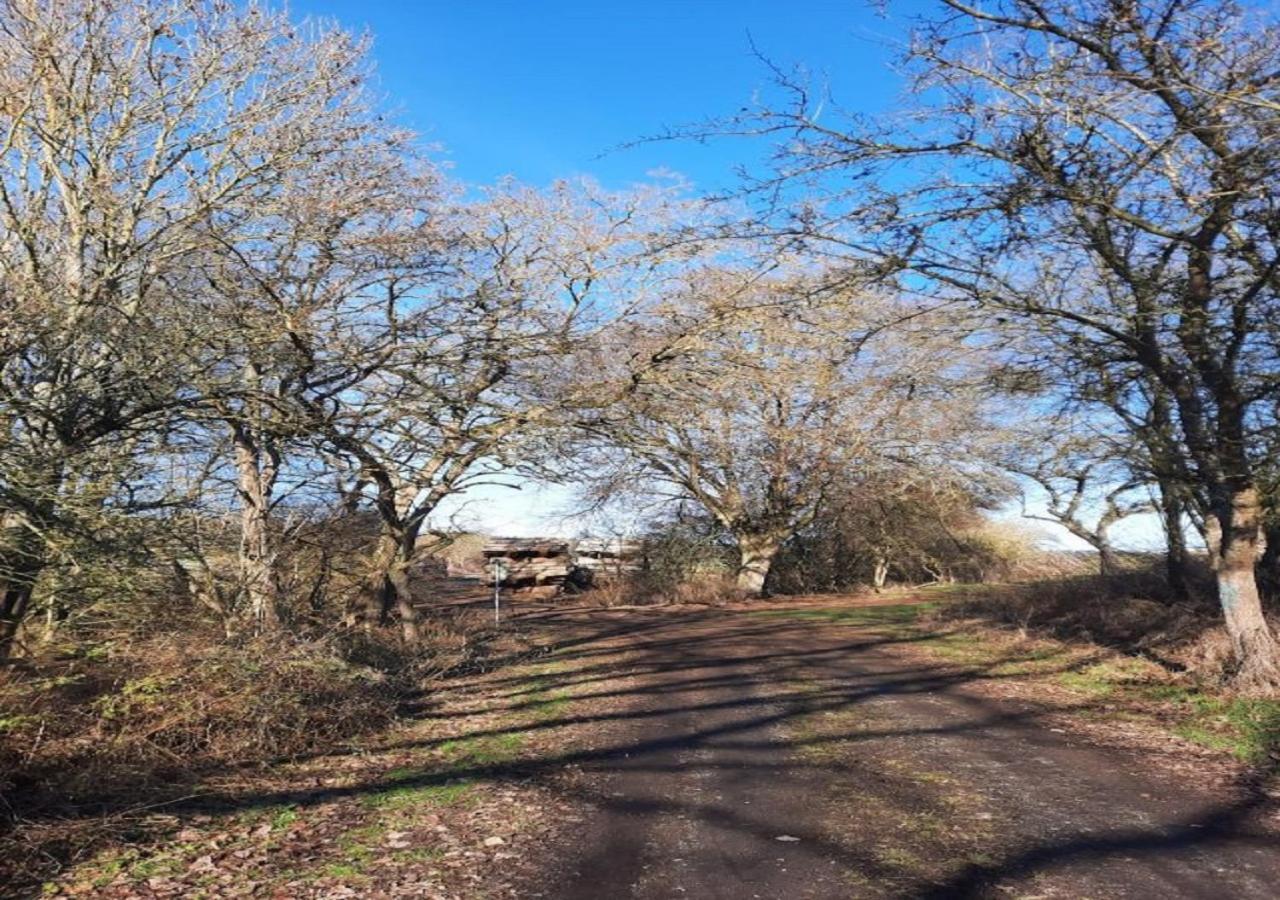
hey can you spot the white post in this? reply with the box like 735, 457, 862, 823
492, 559, 507, 625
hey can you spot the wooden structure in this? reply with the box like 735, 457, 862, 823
573, 538, 644, 579
482, 538, 571, 591
483, 536, 648, 596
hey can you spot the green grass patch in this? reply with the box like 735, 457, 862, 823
270, 804, 299, 831
876, 844, 924, 870
128, 853, 184, 880
88, 857, 127, 889
1169, 695, 1280, 763
530, 689, 572, 720
751, 602, 935, 631
1050, 661, 1280, 763
361, 771, 474, 811
336, 823, 383, 863
323, 862, 368, 881
438, 731, 526, 765
394, 846, 445, 864
1057, 659, 1152, 696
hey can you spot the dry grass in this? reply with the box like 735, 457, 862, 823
1, 635, 402, 805
0, 611, 514, 815
579, 574, 742, 607
925, 568, 1271, 686
0, 601, 518, 894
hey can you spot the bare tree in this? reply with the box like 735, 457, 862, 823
301, 179, 695, 639
1008, 428, 1153, 576
0, 0, 398, 654
577, 267, 986, 595
192, 138, 441, 633
722, 0, 1280, 687
772, 474, 1009, 593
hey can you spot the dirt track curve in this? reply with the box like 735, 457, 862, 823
511, 602, 1279, 899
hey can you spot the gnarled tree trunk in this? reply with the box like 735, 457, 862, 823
232, 422, 281, 632
1158, 482, 1193, 601
735, 533, 780, 597
0, 506, 53, 660
1214, 487, 1280, 692
362, 525, 422, 642
1097, 543, 1121, 578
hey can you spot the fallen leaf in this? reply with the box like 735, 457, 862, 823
187, 854, 216, 873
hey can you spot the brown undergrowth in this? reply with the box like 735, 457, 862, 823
755, 585, 1280, 775
928, 575, 1274, 683
0, 602, 524, 895
903, 584, 1280, 772
9, 611, 617, 899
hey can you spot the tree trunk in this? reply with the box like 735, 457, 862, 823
1158, 485, 1192, 601
0, 514, 48, 660
1204, 515, 1223, 573
1097, 543, 1120, 578
363, 526, 421, 641
872, 556, 889, 591
387, 561, 420, 643
232, 423, 280, 632
735, 534, 779, 597
0, 580, 36, 660
1214, 487, 1280, 692
361, 531, 399, 628
1258, 518, 1279, 605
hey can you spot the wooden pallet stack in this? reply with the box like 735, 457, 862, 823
482, 538, 572, 590
573, 538, 644, 579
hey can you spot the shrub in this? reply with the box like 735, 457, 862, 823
0, 632, 416, 808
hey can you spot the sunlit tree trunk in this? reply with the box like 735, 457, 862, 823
734, 533, 780, 597
231, 418, 281, 632
1214, 487, 1280, 691
872, 555, 890, 591
1097, 544, 1121, 578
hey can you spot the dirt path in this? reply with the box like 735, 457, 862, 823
24, 597, 1278, 898
515, 602, 1280, 899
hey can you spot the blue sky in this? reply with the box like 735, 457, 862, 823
283, 1, 931, 537
288, 0, 1165, 550
293, 0, 932, 190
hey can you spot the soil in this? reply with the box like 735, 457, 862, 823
19, 593, 1280, 898
514, 599, 1280, 899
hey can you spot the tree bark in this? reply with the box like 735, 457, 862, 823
0, 579, 36, 659
0, 511, 51, 660
1214, 487, 1280, 692
387, 561, 420, 643
1204, 515, 1223, 573
363, 526, 422, 642
872, 555, 889, 591
1097, 544, 1120, 578
232, 422, 280, 632
1258, 518, 1280, 605
1158, 483, 1193, 601
735, 534, 779, 597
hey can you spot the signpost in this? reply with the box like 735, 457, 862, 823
490, 558, 508, 625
